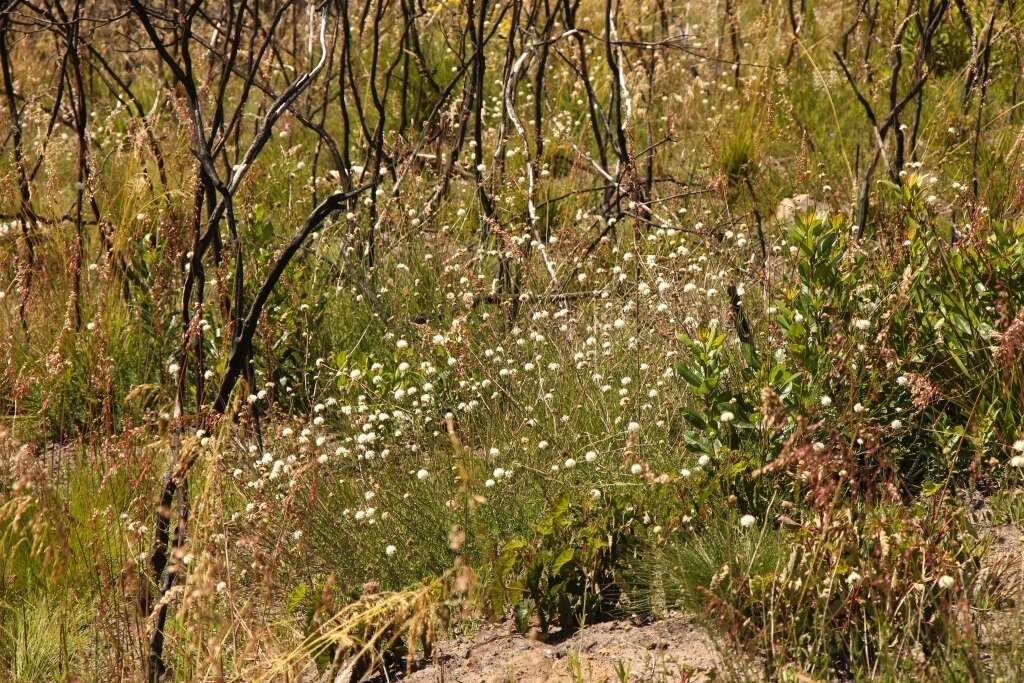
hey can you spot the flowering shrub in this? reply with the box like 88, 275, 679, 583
5, 0, 1024, 680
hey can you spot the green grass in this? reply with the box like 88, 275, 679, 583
4, 0, 1024, 679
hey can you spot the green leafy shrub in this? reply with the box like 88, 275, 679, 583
489, 495, 645, 634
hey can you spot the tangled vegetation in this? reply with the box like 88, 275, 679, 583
4, 0, 1024, 680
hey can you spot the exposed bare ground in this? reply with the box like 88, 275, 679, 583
398, 615, 722, 683
979, 522, 1024, 652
